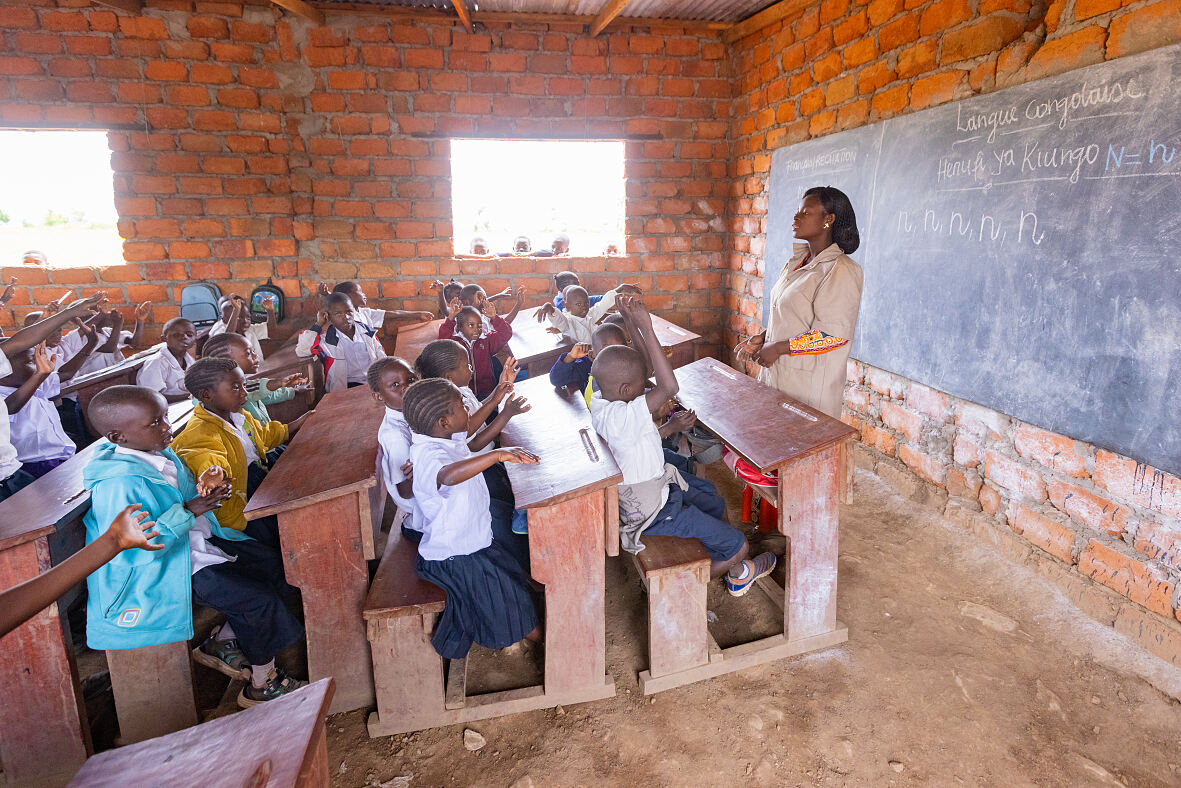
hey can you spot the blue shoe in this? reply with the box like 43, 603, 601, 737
511, 509, 529, 535
725, 552, 776, 597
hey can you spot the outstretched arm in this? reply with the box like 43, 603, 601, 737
619, 296, 678, 414
1, 293, 107, 358
4, 343, 53, 414
57, 322, 100, 381
436, 447, 539, 488
468, 392, 530, 452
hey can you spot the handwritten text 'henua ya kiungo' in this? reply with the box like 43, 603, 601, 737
937, 139, 1176, 186
954, 77, 1148, 143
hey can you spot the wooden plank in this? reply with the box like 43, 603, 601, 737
674, 358, 856, 473
444, 657, 467, 710
363, 529, 445, 621
604, 485, 619, 557
56, 343, 161, 398
366, 614, 446, 737
450, 0, 473, 32
275, 496, 375, 714
634, 534, 709, 580
590, 0, 631, 36
778, 443, 842, 642
0, 537, 89, 785
106, 641, 198, 744
244, 386, 382, 519
638, 625, 848, 695
271, 0, 324, 24
755, 574, 786, 613
499, 376, 621, 510
391, 317, 444, 367
645, 561, 709, 678
527, 494, 609, 696
722, 0, 814, 44
69, 679, 335, 787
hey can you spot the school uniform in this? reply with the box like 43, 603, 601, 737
82, 441, 301, 663
456, 385, 528, 554
553, 293, 603, 311
58, 327, 133, 446
137, 348, 196, 397
0, 353, 30, 502
589, 395, 743, 562
548, 354, 591, 393
377, 406, 422, 542
241, 379, 296, 426
760, 242, 863, 419
0, 372, 75, 479
297, 323, 384, 393
210, 319, 269, 362
353, 306, 385, 332
544, 289, 620, 344
436, 316, 513, 399
409, 432, 537, 659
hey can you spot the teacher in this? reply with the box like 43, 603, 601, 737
736, 186, 863, 420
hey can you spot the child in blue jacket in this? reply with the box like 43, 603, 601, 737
83, 385, 305, 708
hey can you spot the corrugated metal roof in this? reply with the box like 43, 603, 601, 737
317, 0, 779, 23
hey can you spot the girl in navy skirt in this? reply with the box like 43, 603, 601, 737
402, 378, 543, 659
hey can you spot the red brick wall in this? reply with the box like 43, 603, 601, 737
0, 0, 731, 353
725, 0, 1181, 664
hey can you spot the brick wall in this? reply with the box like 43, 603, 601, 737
0, 0, 731, 354
724, 0, 1181, 665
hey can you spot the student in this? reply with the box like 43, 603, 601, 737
548, 322, 627, 403
1, 323, 100, 480
551, 271, 603, 312
402, 377, 541, 659
0, 292, 106, 499
210, 295, 274, 362
369, 357, 423, 542
137, 317, 198, 403
431, 279, 464, 319
589, 296, 775, 596
439, 302, 514, 400
0, 503, 160, 640
468, 237, 491, 257
318, 281, 434, 336
536, 285, 623, 345
83, 385, 305, 706
297, 292, 385, 392
534, 234, 570, 258
446, 283, 522, 329
171, 358, 306, 547
200, 332, 306, 427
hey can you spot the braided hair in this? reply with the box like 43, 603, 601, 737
184, 357, 237, 398
367, 356, 411, 392
415, 339, 467, 379
200, 332, 247, 360
401, 378, 460, 436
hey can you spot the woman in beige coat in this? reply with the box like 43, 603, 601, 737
736, 186, 863, 420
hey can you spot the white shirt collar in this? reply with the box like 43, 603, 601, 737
113, 445, 171, 473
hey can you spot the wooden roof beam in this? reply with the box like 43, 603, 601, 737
590, 0, 630, 37
271, 0, 325, 25
723, 0, 814, 44
450, 0, 474, 33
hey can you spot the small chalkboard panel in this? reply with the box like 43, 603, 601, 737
765, 43, 1181, 475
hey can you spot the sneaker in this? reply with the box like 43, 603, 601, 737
192, 630, 251, 679
725, 552, 777, 597
237, 668, 307, 708
511, 509, 529, 535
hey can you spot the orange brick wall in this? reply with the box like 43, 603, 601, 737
0, 0, 731, 353
725, 0, 1181, 664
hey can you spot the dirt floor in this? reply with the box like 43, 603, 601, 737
315, 463, 1181, 788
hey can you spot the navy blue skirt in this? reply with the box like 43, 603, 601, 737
416, 541, 539, 660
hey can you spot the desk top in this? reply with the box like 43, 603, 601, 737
674, 358, 857, 474
256, 332, 306, 378
392, 318, 444, 366
243, 385, 383, 519
57, 343, 163, 397
68, 678, 335, 787
499, 376, 621, 509
0, 401, 196, 552
508, 306, 701, 367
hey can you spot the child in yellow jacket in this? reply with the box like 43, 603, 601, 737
172, 358, 310, 547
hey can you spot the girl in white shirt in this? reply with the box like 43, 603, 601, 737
402, 378, 541, 660
368, 357, 423, 542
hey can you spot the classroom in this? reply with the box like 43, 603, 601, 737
0, 0, 1178, 785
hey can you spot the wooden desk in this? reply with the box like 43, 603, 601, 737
243, 385, 385, 714
256, 333, 320, 423
508, 306, 701, 377
632, 357, 857, 693
56, 343, 163, 426
392, 318, 444, 367
69, 678, 335, 787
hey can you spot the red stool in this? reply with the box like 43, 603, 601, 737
741, 484, 779, 533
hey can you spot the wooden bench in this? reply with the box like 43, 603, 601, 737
243, 385, 386, 714
632, 535, 713, 679
69, 678, 335, 787
0, 405, 201, 782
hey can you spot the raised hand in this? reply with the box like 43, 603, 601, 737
317, 282, 331, 297
502, 393, 531, 418
134, 301, 152, 322
567, 343, 591, 361
33, 341, 54, 375
67, 292, 108, 314
617, 294, 653, 329
315, 310, 331, 329
499, 355, 519, 386
107, 504, 163, 552
481, 300, 497, 318
0, 277, 15, 304
428, 280, 446, 292
498, 447, 540, 465
617, 282, 643, 295
447, 298, 462, 320
535, 302, 556, 321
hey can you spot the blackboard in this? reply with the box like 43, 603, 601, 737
764, 43, 1181, 476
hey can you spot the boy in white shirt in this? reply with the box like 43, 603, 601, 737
535, 285, 621, 345
318, 280, 433, 338
369, 357, 423, 541
296, 292, 386, 392
136, 317, 197, 402
588, 296, 775, 597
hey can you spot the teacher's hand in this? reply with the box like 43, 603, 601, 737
734, 334, 764, 364
754, 342, 785, 367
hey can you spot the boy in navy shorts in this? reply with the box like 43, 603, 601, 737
589, 296, 775, 595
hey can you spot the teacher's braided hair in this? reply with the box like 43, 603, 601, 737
805, 185, 860, 255
401, 378, 460, 436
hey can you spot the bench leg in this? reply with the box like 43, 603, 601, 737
645, 569, 710, 678
0, 538, 89, 784
107, 641, 198, 744
778, 443, 841, 641
366, 614, 445, 737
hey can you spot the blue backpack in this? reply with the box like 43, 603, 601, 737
180, 281, 221, 328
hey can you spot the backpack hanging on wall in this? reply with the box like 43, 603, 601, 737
249, 279, 285, 323
179, 281, 221, 328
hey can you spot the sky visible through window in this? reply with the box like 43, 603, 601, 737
0, 130, 122, 269
450, 139, 625, 257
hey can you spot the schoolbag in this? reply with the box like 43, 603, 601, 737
179, 281, 221, 328
249, 279, 285, 323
